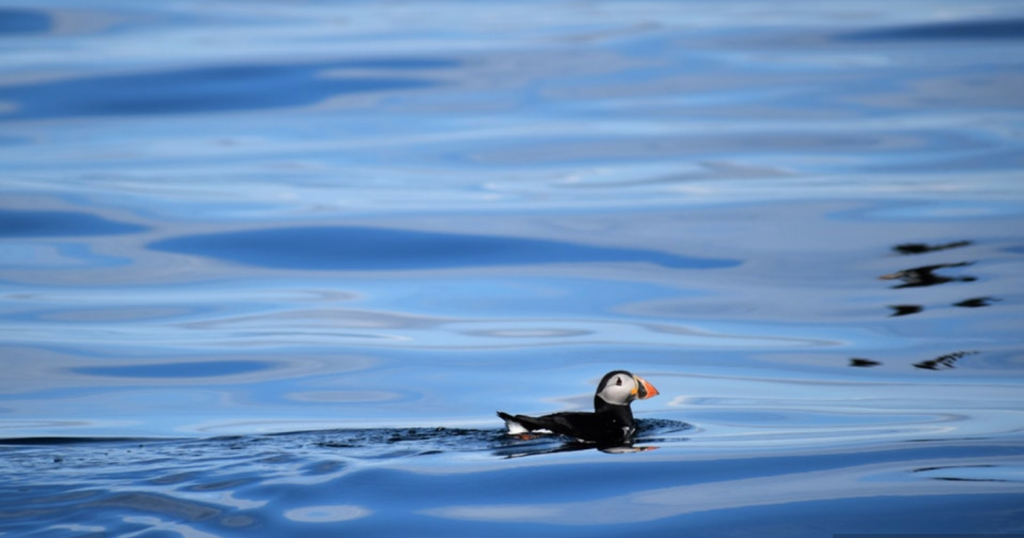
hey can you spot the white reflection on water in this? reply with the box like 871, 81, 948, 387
284, 504, 372, 523
119, 517, 222, 538
422, 453, 1024, 525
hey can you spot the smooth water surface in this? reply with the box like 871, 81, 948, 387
2, 1, 1024, 536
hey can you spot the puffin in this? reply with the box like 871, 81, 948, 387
497, 370, 659, 445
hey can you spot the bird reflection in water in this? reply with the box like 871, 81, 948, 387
855, 240, 991, 370
879, 261, 976, 289
879, 239, 1000, 317
495, 439, 658, 459
888, 304, 924, 317
494, 417, 690, 459
849, 350, 979, 370
913, 350, 978, 371
953, 297, 1000, 308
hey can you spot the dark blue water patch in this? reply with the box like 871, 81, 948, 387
1005, 245, 1024, 255
679, 493, 1024, 537
840, 19, 1024, 42
0, 59, 452, 120
0, 8, 51, 35
147, 226, 740, 271
0, 209, 147, 237
72, 360, 272, 379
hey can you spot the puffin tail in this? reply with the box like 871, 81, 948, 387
496, 411, 529, 434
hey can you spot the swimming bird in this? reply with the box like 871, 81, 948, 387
497, 370, 659, 445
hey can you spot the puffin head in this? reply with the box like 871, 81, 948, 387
594, 370, 659, 407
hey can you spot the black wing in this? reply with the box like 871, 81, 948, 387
498, 411, 631, 444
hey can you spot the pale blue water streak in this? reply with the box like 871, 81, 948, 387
1, 1, 1024, 537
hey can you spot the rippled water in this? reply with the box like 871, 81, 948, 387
2, 1, 1024, 536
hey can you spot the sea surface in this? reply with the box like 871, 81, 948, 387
2, 1, 1024, 537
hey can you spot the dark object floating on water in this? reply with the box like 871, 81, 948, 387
953, 296, 999, 308
148, 226, 738, 271
893, 240, 972, 255
914, 350, 978, 371
879, 262, 976, 288
849, 358, 882, 368
888, 304, 924, 317
497, 370, 659, 446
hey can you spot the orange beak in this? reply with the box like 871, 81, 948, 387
635, 375, 659, 400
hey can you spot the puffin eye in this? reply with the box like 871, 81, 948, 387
615, 377, 622, 386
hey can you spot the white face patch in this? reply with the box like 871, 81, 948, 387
596, 373, 637, 405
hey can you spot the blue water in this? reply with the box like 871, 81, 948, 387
2, 1, 1024, 536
